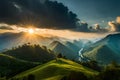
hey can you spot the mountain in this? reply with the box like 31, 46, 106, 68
104, 33, 120, 53
73, 39, 93, 49
3, 44, 56, 63
0, 53, 38, 77
12, 58, 98, 80
49, 41, 78, 60
64, 41, 80, 53
73, 40, 84, 48
82, 33, 120, 64
83, 44, 120, 64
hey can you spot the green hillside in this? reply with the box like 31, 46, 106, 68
0, 53, 38, 77
83, 44, 120, 64
12, 58, 98, 80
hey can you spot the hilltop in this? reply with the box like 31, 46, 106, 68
3, 44, 56, 63
12, 58, 98, 80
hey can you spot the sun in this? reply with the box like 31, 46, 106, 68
28, 29, 34, 34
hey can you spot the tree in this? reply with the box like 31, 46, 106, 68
98, 68, 120, 80
28, 74, 35, 80
57, 53, 63, 58
108, 61, 119, 69
67, 71, 88, 80
81, 60, 101, 71
23, 76, 27, 80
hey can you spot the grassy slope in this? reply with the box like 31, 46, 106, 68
83, 44, 120, 64
13, 58, 98, 80
0, 53, 38, 77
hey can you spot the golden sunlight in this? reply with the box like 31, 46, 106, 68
28, 29, 34, 34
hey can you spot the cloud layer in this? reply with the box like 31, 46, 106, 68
1, 0, 120, 33
0, 24, 13, 30
0, 0, 80, 29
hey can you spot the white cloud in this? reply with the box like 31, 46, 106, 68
108, 16, 120, 32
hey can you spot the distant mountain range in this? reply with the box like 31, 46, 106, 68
1, 32, 120, 65
48, 39, 97, 60
82, 33, 120, 64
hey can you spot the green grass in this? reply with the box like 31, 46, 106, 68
0, 53, 38, 63
13, 58, 98, 80
0, 53, 38, 77
83, 44, 104, 60
83, 44, 120, 64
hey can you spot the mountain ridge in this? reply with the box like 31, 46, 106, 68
49, 41, 78, 60
82, 33, 120, 64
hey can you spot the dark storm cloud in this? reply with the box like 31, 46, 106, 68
0, 0, 19, 24
76, 22, 90, 32
0, 0, 80, 29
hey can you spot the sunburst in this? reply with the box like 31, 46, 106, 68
28, 29, 34, 34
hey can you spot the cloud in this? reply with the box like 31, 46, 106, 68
116, 16, 120, 24
76, 22, 108, 32
1, 0, 117, 33
108, 21, 116, 32
0, 0, 79, 29
0, 26, 13, 30
76, 22, 90, 32
89, 24, 108, 32
0, 24, 13, 30
94, 24, 100, 30
108, 16, 120, 32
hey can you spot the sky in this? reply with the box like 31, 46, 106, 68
0, 0, 120, 38
0, 0, 120, 50
52, 0, 120, 26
